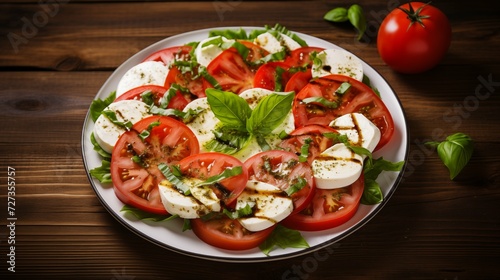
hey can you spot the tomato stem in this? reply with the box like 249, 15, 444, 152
398, 1, 431, 30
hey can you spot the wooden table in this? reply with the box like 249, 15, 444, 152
1, 0, 499, 279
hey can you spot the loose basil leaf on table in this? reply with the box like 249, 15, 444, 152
426, 133, 474, 180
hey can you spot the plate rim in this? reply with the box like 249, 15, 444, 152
81, 26, 410, 263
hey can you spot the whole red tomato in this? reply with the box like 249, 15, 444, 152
377, 2, 451, 74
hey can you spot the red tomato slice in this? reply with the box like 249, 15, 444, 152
111, 116, 200, 214
281, 175, 364, 231
284, 69, 312, 94
143, 45, 192, 65
279, 124, 338, 165
207, 48, 255, 94
164, 66, 213, 99
191, 216, 274, 250
178, 152, 248, 206
253, 61, 293, 91
114, 85, 189, 110
238, 40, 270, 63
284, 46, 325, 67
243, 150, 315, 215
293, 74, 394, 151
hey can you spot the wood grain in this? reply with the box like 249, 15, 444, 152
1, 0, 500, 279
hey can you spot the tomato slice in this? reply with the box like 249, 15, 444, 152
281, 175, 364, 231
283, 46, 325, 67
284, 69, 312, 95
253, 61, 293, 91
191, 216, 274, 250
207, 48, 255, 94
164, 66, 213, 99
178, 152, 248, 206
238, 40, 270, 63
243, 150, 315, 215
279, 124, 338, 165
111, 116, 200, 214
114, 85, 189, 110
143, 45, 192, 65
292, 74, 395, 151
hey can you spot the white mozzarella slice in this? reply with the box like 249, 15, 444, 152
237, 180, 293, 232
182, 97, 220, 151
195, 36, 235, 67
158, 177, 221, 219
329, 113, 381, 152
254, 32, 284, 54
279, 33, 302, 51
311, 49, 363, 81
116, 61, 169, 97
92, 100, 151, 153
312, 143, 363, 189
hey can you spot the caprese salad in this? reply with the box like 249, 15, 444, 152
88, 24, 404, 254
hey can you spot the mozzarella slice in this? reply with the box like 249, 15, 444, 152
312, 143, 363, 189
182, 97, 220, 151
158, 180, 208, 219
253, 32, 301, 54
311, 49, 363, 81
329, 113, 381, 152
116, 61, 169, 97
92, 100, 151, 153
237, 180, 293, 232
195, 36, 235, 67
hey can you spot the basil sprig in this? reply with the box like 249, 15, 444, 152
206, 88, 294, 152
324, 4, 367, 41
425, 133, 474, 180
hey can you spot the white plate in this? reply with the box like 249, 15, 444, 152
81, 27, 409, 262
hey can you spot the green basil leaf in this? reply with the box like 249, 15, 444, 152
139, 90, 155, 106
198, 66, 222, 89
89, 91, 116, 122
195, 166, 243, 187
299, 138, 312, 163
121, 205, 176, 222
149, 106, 187, 119
205, 126, 251, 154
364, 157, 405, 181
158, 164, 191, 195
336, 82, 351, 95
89, 160, 112, 183
206, 88, 252, 131
435, 133, 473, 179
347, 4, 367, 41
302, 96, 338, 109
223, 203, 254, 219
286, 177, 307, 196
255, 135, 272, 151
247, 91, 294, 136
324, 7, 349, 22
360, 179, 384, 205
101, 110, 133, 130
208, 28, 248, 39
138, 121, 161, 141
267, 23, 308, 47
259, 225, 309, 256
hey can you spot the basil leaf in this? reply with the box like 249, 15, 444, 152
89, 160, 111, 183
302, 97, 338, 109
255, 135, 272, 151
324, 7, 349, 22
336, 82, 351, 95
360, 179, 384, 205
362, 75, 381, 97
121, 205, 176, 222
198, 66, 222, 89
139, 90, 155, 106
259, 225, 309, 256
347, 4, 367, 41
194, 166, 243, 187
247, 91, 294, 136
364, 157, 405, 181
89, 91, 116, 122
299, 138, 312, 163
205, 126, 251, 154
426, 133, 473, 180
101, 110, 133, 130
223, 203, 254, 219
208, 28, 248, 39
158, 164, 191, 195
138, 121, 161, 141
286, 177, 307, 196
206, 88, 252, 131
267, 23, 308, 47
149, 106, 187, 118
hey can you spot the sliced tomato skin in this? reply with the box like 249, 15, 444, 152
279, 124, 338, 165
164, 66, 213, 99
243, 150, 315, 215
207, 48, 255, 94
111, 116, 200, 215
143, 45, 192, 65
178, 152, 248, 206
191, 217, 275, 250
253, 61, 293, 91
281, 175, 364, 231
293, 74, 394, 151
114, 85, 189, 110
284, 46, 325, 67
284, 69, 312, 94
238, 40, 270, 63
